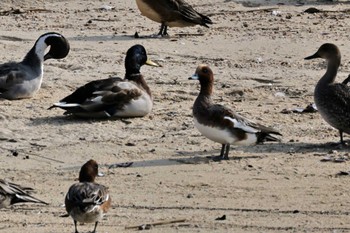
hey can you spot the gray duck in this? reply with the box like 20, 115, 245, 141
305, 43, 350, 144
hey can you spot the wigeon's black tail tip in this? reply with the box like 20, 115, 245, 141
257, 132, 282, 143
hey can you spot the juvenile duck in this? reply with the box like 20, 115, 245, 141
49, 44, 160, 118
0, 179, 48, 208
0, 32, 70, 100
135, 0, 213, 36
189, 64, 281, 160
305, 43, 350, 144
65, 160, 111, 233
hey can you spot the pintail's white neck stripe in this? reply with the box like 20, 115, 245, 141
34, 33, 62, 61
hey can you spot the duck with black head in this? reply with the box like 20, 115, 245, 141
189, 64, 281, 161
0, 32, 70, 100
65, 160, 111, 233
49, 44, 160, 118
135, 0, 213, 36
305, 43, 350, 145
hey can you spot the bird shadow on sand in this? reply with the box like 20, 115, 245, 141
239, 141, 350, 154
27, 115, 134, 127
107, 141, 350, 169
67, 33, 176, 42
107, 150, 267, 170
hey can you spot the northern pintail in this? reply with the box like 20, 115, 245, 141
0, 32, 70, 100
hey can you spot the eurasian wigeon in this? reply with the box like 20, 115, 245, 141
305, 43, 350, 144
0, 32, 70, 100
189, 64, 282, 160
135, 0, 213, 36
65, 160, 111, 233
49, 44, 160, 118
0, 179, 48, 208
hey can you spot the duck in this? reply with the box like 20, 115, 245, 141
0, 32, 70, 100
135, 0, 213, 36
189, 64, 281, 160
305, 43, 350, 144
49, 44, 160, 118
0, 179, 48, 208
65, 159, 111, 233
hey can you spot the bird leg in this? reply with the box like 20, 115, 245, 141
74, 220, 79, 233
158, 23, 168, 36
212, 144, 230, 161
340, 130, 344, 144
92, 221, 99, 233
220, 144, 226, 157
222, 144, 230, 160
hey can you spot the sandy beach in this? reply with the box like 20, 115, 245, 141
1, 0, 350, 232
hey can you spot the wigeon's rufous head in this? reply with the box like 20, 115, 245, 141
189, 64, 214, 82
65, 159, 111, 233
78, 159, 99, 183
189, 64, 214, 95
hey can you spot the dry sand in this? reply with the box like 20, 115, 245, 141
1, 0, 350, 232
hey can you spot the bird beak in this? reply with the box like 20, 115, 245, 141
304, 52, 320, 60
188, 74, 199, 80
44, 53, 52, 61
145, 59, 161, 67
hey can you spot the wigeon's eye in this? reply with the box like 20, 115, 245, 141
202, 68, 208, 74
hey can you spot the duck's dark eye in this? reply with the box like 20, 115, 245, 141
202, 68, 208, 73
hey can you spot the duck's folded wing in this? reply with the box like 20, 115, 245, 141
52, 81, 142, 117
209, 104, 280, 135
329, 83, 350, 112
0, 63, 26, 92
175, 0, 212, 25
66, 183, 110, 212
51, 77, 122, 106
0, 179, 48, 205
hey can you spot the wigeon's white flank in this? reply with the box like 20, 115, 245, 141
189, 64, 281, 161
49, 44, 160, 118
65, 160, 111, 233
0, 179, 48, 208
0, 32, 70, 100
